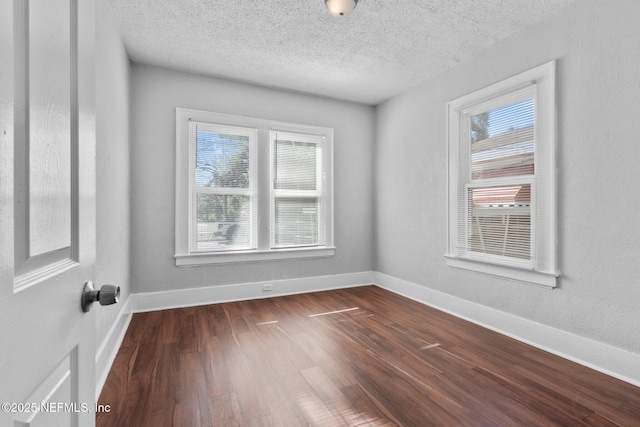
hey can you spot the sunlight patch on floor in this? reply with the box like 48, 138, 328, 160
309, 307, 360, 318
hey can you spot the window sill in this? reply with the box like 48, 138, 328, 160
445, 256, 558, 288
175, 246, 336, 267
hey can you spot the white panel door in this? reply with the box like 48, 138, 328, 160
1, 0, 97, 425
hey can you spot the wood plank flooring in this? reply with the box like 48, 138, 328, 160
97, 286, 640, 426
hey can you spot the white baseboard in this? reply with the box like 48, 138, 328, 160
374, 272, 640, 387
94, 297, 132, 400
130, 271, 376, 313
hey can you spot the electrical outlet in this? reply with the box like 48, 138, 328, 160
262, 284, 273, 292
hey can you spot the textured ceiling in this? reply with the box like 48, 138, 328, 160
107, 0, 576, 105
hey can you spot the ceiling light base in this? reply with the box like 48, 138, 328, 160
325, 0, 358, 17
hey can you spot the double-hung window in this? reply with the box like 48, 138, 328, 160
190, 122, 257, 252
271, 132, 327, 248
446, 61, 558, 287
175, 109, 334, 266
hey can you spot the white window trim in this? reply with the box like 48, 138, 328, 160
175, 108, 335, 266
446, 61, 558, 288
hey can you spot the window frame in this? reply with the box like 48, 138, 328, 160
175, 108, 335, 266
445, 61, 558, 287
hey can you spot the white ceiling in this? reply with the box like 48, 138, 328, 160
107, 0, 576, 105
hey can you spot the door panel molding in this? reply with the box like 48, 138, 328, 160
13, 349, 79, 427
12, 0, 79, 290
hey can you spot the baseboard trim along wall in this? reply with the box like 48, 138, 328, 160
129, 271, 377, 313
95, 297, 133, 400
374, 272, 640, 387
95, 270, 639, 399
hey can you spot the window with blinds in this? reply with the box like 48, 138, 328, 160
189, 122, 256, 252
175, 108, 334, 265
271, 132, 325, 248
446, 61, 558, 287
460, 95, 536, 268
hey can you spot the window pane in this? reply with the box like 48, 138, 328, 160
196, 194, 250, 250
274, 198, 318, 247
196, 131, 249, 188
469, 185, 531, 260
471, 98, 534, 180
274, 140, 317, 190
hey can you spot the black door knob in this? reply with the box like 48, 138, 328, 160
81, 281, 120, 313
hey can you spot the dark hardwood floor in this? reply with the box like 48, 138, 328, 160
97, 286, 640, 426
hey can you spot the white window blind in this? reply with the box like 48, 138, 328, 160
189, 121, 256, 252
271, 132, 325, 248
446, 61, 557, 287
459, 94, 536, 268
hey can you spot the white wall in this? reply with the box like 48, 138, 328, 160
375, 0, 640, 354
95, 0, 131, 367
130, 64, 375, 293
